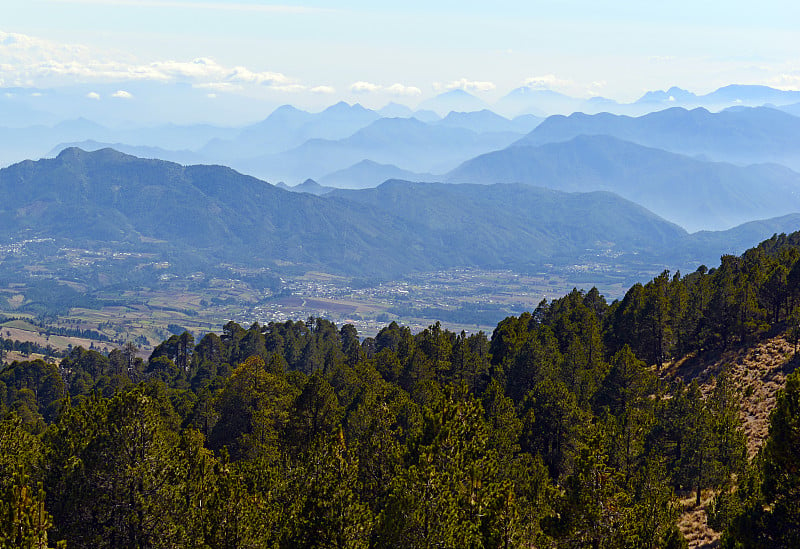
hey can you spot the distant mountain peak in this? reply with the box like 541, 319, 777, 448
505, 87, 570, 98
417, 90, 489, 116
252, 104, 311, 128
323, 101, 370, 114
441, 109, 506, 121
56, 146, 128, 162
636, 87, 696, 104
378, 102, 415, 118
666, 86, 690, 94
376, 178, 414, 190
632, 84, 800, 108
56, 146, 85, 158
271, 104, 305, 115
287, 178, 334, 195
438, 89, 479, 98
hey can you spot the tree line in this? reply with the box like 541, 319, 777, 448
1, 232, 800, 547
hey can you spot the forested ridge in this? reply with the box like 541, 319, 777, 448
4, 147, 800, 283
2, 233, 800, 547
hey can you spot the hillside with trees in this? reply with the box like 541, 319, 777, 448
3, 146, 799, 287
1, 232, 800, 547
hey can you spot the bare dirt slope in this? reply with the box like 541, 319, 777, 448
665, 332, 798, 548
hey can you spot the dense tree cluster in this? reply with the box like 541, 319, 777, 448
1, 232, 800, 547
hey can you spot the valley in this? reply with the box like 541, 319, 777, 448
1, 140, 799, 361
0, 244, 665, 358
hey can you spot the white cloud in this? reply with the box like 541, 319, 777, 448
149, 57, 225, 80
86, 91, 100, 100
0, 31, 307, 93
111, 90, 133, 99
767, 73, 800, 90
586, 80, 607, 96
349, 81, 421, 96
440, 78, 496, 92
206, 93, 217, 99
350, 81, 382, 93
310, 85, 336, 94
226, 65, 292, 86
522, 74, 572, 90
385, 83, 422, 97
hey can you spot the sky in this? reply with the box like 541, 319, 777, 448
2, 0, 800, 119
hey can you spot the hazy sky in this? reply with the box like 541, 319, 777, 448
3, 0, 800, 110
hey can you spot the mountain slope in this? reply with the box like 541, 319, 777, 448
48, 140, 203, 166
0, 148, 695, 277
236, 117, 525, 182
200, 102, 381, 160
0, 148, 441, 275
435, 109, 541, 134
318, 160, 434, 189
328, 180, 687, 264
446, 134, 800, 231
2, 148, 796, 281
512, 106, 800, 170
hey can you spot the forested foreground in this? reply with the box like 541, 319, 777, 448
3, 233, 800, 548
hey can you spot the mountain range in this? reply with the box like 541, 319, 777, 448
4, 81, 799, 135
3, 148, 800, 280
446, 134, 800, 231
231, 116, 527, 182
199, 102, 382, 160
38, 104, 539, 185
512, 106, 800, 170
491, 84, 800, 118
1, 85, 799, 256
7, 88, 798, 192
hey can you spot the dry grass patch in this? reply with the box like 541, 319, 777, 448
667, 333, 797, 457
676, 491, 720, 548
667, 333, 799, 547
